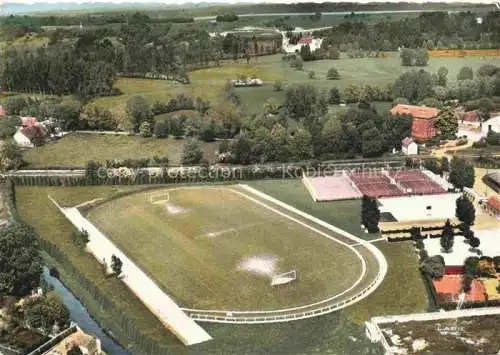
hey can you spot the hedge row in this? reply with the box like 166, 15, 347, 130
3, 180, 175, 355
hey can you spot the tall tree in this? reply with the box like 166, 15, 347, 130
126, 95, 152, 133
455, 195, 476, 226
449, 158, 475, 189
0, 223, 43, 297
361, 195, 380, 233
181, 138, 204, 165
111, 254, 123, 276
440, 219, 454, 253
435, 108, 458, 140
457, 66, 474, 81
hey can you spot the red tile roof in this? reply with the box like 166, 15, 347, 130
0, 105, 5, 118
487, 196, 500, 213
402, 137, 414, 146
390, 104, 440, 119
433, 275, 486, 304
463, 111, 479, 122
412, 118, 437, 141
298, 37, 313, 44
20, 125, 48, 140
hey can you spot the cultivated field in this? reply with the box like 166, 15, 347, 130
22, 133, 218, 168
86, 185, 366, 311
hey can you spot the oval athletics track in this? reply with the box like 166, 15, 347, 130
180, 184, 388, 324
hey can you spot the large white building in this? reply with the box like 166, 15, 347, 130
481, 115, 500, 135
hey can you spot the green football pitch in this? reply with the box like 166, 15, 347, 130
86, 185, 369, 311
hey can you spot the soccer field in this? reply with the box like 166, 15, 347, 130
86, 185, 370, 312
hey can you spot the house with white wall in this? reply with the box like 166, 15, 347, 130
402, 137, 418, 155
481, 115, 500, 135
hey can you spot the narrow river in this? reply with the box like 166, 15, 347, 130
43, 267, 130, 355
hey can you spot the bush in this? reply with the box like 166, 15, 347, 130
139, 121, 152, 138
326, 67, 340, 80
308, 70, 315, 79
420, 255, 445, 279
273, 80, 283, 92
472, 139, 488, 148
153, 122, 169, 138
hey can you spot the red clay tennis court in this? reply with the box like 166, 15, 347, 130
348, 172, 403, 198
433, 275, 487, 305
389, 170, 446, 195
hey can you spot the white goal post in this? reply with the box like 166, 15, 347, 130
149, 191, 170, 204
271, 270, 297, 286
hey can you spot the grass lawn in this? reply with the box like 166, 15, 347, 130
246, 179, 428, 324
15, 186, 182, 352
91, 77, 224, 111
86, 185, 363, 310
22, 133, 219, 168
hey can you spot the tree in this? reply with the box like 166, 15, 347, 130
68, 346, 84, 355
24, 293, 70, 335
455, 195, 476, 226
4, 96, 29, 116
126, 95, 152, 133
168, 115, 185, 139
71, 229, 89, 250
289, 128, 313, 161
328, 87, 341, 104
343, 84, 361, 103
326, 67, 340, 80
440, 219, 454, 253
392, 70, 433, 103
273, 80, 283, 92
420, 255, 445, 279
153, 121, 169, 138
110, 254, 123, 276
457, 66, 473, 81
181, 138, 204, 165
414, 48, 429, 66
423, 158, 442, 175
437, 66, 448, 86
469, 236, 480, 250
400, 48, 414, 66
0, 223, 42, 297
308, 70, 315, 79
440, 156, 450, 173
0, 140, 24, 171
361, 195, 380, 233
139, 121, 152, 138
435, 108, 458, 140
362, 127, 385, 158
383, 114, 413, 150
449, 158, 475, 189
0, 116, 21, 139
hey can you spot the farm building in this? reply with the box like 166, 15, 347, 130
30, 325, 103, 355
401, 137, 418, 155
21, 116, 38, 127
390, 104, 440, 141
481, 115, 500, 135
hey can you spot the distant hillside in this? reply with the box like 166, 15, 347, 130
1, 2, 494, 16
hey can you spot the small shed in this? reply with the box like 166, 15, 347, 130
401, 137, 418, 155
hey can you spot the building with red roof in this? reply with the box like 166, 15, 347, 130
485, 196, 500, 217
298, 36, 313, 45
433, 275, 486, 306
390, 104, 440, 120
21, 116, 38, 128
390, 104, 440, 142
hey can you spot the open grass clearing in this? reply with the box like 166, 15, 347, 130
246, 179, 428, 324
22, 133, 219, 168
86, 185, 365, 311
15, 186, 181, 351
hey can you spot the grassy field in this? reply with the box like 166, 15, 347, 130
15, 186, 183, 352
86, 185, 363, 310
22, 133, 218, 168
246, 180, 428, 323
16, 185, 383, 354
